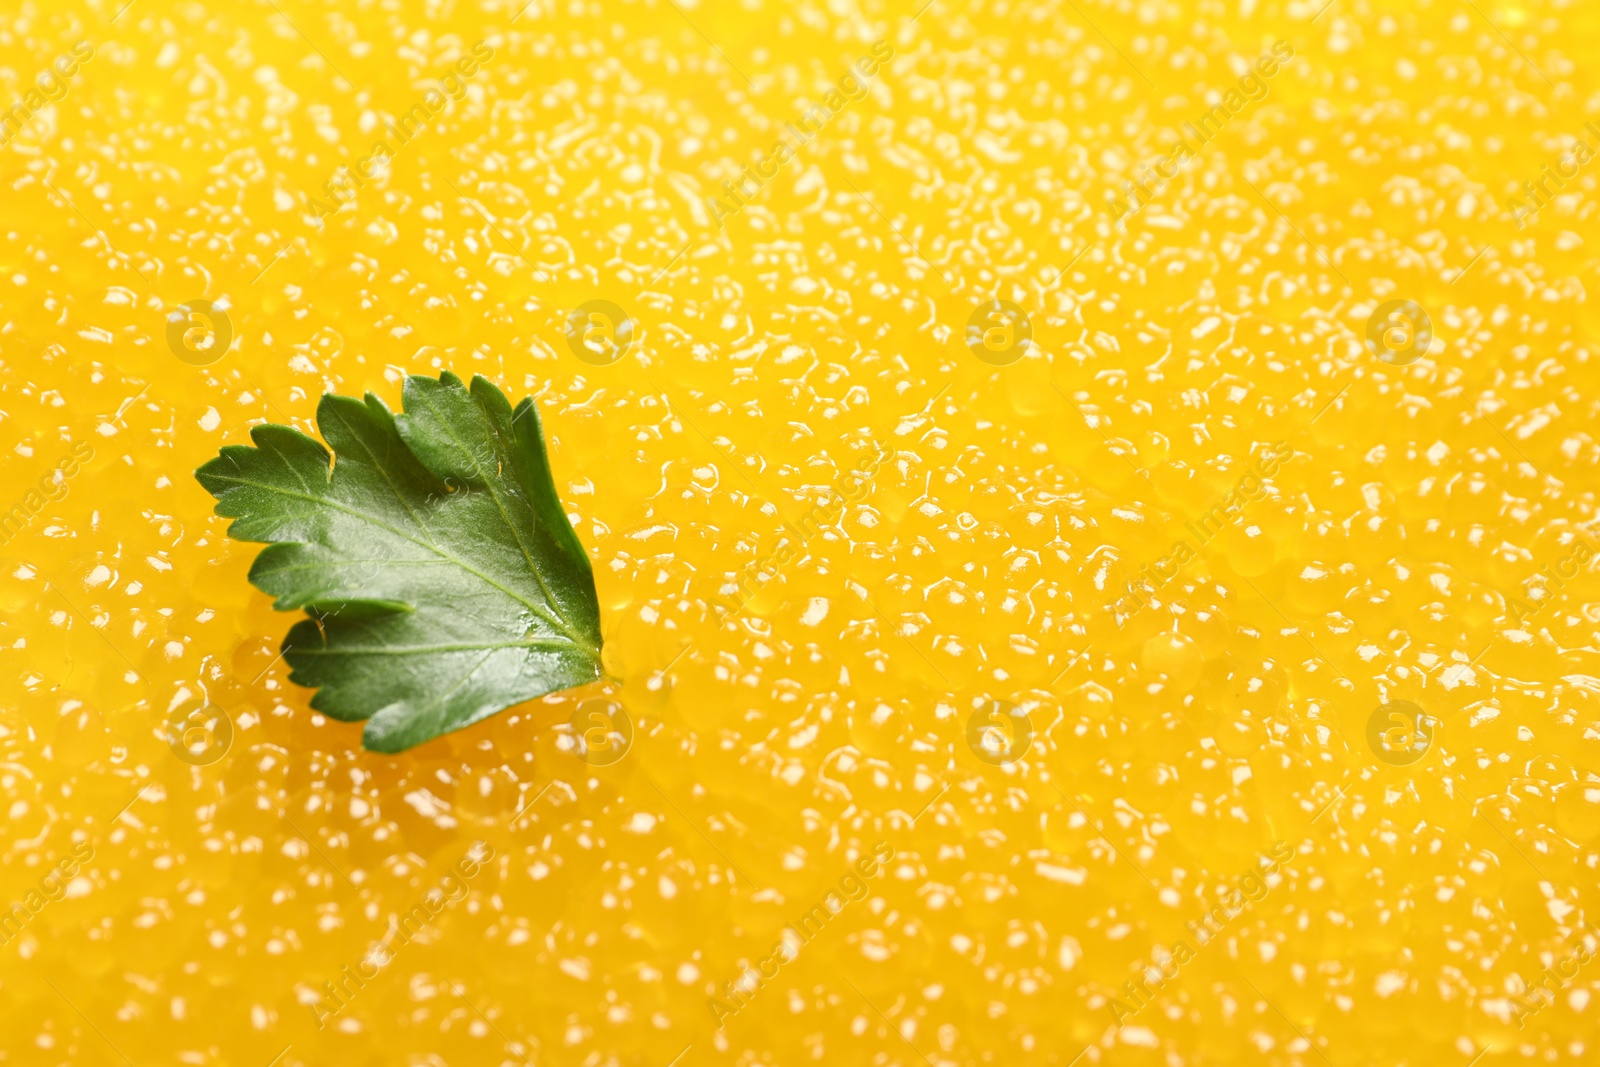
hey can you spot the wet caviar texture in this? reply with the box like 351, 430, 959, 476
1, 0, 1599, 1065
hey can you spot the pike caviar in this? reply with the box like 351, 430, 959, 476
3, 0, 1599, 1064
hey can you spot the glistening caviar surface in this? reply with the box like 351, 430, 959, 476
2, 0, 1599, 1064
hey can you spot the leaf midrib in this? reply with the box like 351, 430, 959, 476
408, 386, 584, 651
293, 639, 585, 656
211, 471, 595, 656
319, 400, 595, 656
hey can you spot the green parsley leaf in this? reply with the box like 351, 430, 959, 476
196, 372, 603, 753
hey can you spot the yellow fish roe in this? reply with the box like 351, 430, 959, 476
3, 0, 1600, 1063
